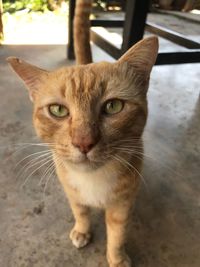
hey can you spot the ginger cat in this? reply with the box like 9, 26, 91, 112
7, 1, 158, 266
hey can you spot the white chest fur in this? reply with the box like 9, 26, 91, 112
65, 164, 118, 207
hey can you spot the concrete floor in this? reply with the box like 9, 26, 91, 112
0, 42, 200, 267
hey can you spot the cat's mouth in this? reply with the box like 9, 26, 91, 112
72, 155, 102, 166
54, 145, 109, 171
58, 152, 105, 171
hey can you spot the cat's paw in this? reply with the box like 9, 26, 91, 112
108, 255, 132, 267
69, 228, 91, 249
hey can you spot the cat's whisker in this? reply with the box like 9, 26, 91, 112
119, 156, 147, 188
3, 142, 56, 163
90, 156, 110, 164
42, 155, 64, 197
38, 156, 56, 186
116, 142, 143, 146
14, 142, 56, 146
114, 146, 143, 152
106, 142, 143, 151
14, 149, 52, 169
107, 140, 141, 146
17, 153, 53, 180
20, 157, 54, 189
116, 135, 152, 142
114, 150, 143, 156
113, 154, 148, 188
115, 138, 143, 142
117, 143, 142, 148
4, 144, 37, 162
112, 155, 133, 174
43, 160, 58, 196
114, 147, 183, 179
9, 142, 57, 149
115, 147, 158, 164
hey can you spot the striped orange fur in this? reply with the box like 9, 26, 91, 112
74, 0, 93, 64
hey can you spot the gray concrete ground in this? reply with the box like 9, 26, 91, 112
0, 38, 200, 267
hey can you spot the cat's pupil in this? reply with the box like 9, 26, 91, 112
108, 102, 113, 109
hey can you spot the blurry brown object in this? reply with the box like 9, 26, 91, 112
0, 0, 3, 40
47, 0, 64, 11
158, 0, 174, 9
182, 0, 196, 11
157, 0, 197, 11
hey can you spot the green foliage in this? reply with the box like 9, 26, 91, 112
3, 0, 49, 13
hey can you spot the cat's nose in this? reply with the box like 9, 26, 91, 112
72, 136, 97, 154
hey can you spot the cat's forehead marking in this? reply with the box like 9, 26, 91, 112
60, 84, 67, 98
65, 64, 103, 101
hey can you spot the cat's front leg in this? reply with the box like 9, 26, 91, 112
69, 200, 92, 249
105, 202, 132, 267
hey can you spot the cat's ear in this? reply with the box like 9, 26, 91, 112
118, 36, 158, 74
7, 57, 49, 102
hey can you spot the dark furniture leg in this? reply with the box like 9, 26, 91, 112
67, 0, 76, 59
122, 0, 149, 53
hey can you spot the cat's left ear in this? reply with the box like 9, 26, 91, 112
118, 36, 159, 75
7, 57, 49, 102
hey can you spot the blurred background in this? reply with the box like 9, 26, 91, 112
0, 0, 200, 44
0, 2, 199, 267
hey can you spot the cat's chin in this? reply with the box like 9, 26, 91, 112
64, 158, 104, 172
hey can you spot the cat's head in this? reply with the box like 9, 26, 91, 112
7, 37, 158, 171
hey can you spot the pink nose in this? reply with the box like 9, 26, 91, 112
72, 136, 97, 154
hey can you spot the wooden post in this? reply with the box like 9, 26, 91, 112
0, 0, 3, 41
67, 0, 76, 59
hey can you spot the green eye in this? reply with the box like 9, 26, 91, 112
104, 99, 124, 115
49, 104, 69, 118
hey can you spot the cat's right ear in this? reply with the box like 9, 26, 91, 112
7, 57, 49, 102
117, 36, 158, 75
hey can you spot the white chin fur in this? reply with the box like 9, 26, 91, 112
65, 161, 119, 207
